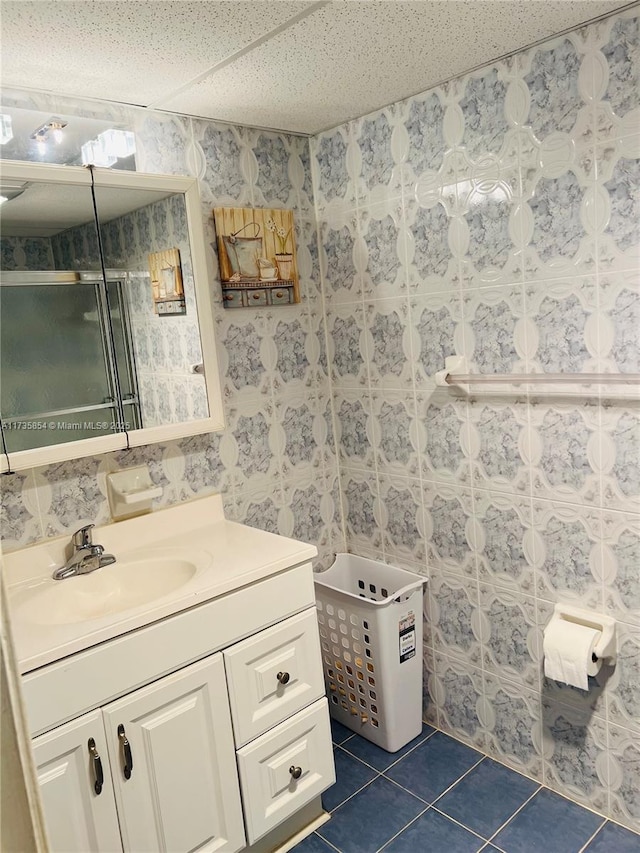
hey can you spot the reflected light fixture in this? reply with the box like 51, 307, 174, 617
98, 128, 136, 159
29, 116, 68, 150
0, 114, 13, 145
35, 130, 47, 153
81, 128, 135, 167
80, 137, 117, 168
51, 121, 65, 144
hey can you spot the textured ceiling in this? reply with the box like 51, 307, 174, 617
0, 182, 173, 237
0, 0, 633, 134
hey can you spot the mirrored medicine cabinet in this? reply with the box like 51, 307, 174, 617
0, 160, 224, 473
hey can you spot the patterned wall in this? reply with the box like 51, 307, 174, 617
0, 236, 54, 270
311, 7, 639, 832
0, 91, 345, 573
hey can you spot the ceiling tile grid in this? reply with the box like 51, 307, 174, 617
0, 1, 634, 133
0, 1, 318, 105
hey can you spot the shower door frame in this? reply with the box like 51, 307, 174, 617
0, 271, 142, 451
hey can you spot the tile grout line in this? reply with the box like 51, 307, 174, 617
319, 732, 446, 849
578, 818, 608, 853
337, 726, 436, 774
428, 803, 494, 843
317, 773, 381, 825
423, 722, 549, 795
484, 784, 543, 846
324, 740, 443, 819
387, 722, 640, 836
380, 772, 435, 806
373, 804, 431, 853
382, 753, 486, 808
328, 728, 640, 847
332, 733, 356, 747
309, 134, 349, 556
312, 831, 343, 853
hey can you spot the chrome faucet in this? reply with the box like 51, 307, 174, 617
52, 524, 116, 580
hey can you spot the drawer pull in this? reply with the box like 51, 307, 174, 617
87, 738, 103, 795
277, 671, 290, 685
117, 724, 133, 779
289, 765, 302, 780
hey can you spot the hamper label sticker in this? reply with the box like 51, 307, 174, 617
399, 611, 416, 663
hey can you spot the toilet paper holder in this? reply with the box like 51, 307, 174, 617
550, 604, 617, 665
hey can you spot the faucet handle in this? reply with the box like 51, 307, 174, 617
73, 524, 95, 549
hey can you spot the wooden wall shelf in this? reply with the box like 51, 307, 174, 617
221, 280, 295, 308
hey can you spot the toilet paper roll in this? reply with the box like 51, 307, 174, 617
543, 618, 601, 690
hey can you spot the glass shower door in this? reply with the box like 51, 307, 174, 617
0, 277, 121, 452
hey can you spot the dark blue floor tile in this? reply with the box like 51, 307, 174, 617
382, 807, 485, 852
436, 758, 539, 838
318, 777, 426, 853
291, 831, 339, 852
584, 821, 640, 852
493, 789, 604, 853
342, 724, 435, 771
385, 731, 482, 803
331, 717, 355, 745
322, 748, 377, 812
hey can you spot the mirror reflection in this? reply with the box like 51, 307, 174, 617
93, 184, 208, 429
0, 178, 209, 454
0, 183, 125, 451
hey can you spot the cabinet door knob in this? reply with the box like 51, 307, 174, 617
87, 737, 104, 795
289, 765, 302, 780
117, 724, 133, 780
276, 671, 290, 685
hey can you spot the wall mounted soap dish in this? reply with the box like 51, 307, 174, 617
107, 465, 162, 520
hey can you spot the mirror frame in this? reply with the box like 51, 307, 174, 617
0, 160, 224, 472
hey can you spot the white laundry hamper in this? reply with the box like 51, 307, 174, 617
314, 553, 427, 752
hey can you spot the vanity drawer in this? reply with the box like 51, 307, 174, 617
236, 698, 334, 844
224, 607, 324, 747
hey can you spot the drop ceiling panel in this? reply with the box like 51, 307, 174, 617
0, 0, 317, 106
156, 0, 629, 133
0, 0, 632, 135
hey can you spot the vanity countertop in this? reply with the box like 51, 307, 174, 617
3, 495, 317, 674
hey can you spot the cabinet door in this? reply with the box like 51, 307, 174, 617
103, 654, 245, 853
224, 607, 325, 747
32, 709, 123, 853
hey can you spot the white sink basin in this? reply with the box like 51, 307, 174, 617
15, 555, 202, 626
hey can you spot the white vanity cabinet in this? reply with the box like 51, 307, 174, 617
223, 609, 333, 845
33, 654, 245, 853
31, 709, 123, 853
22, 554, 335, 853
103, 654, 245, 853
